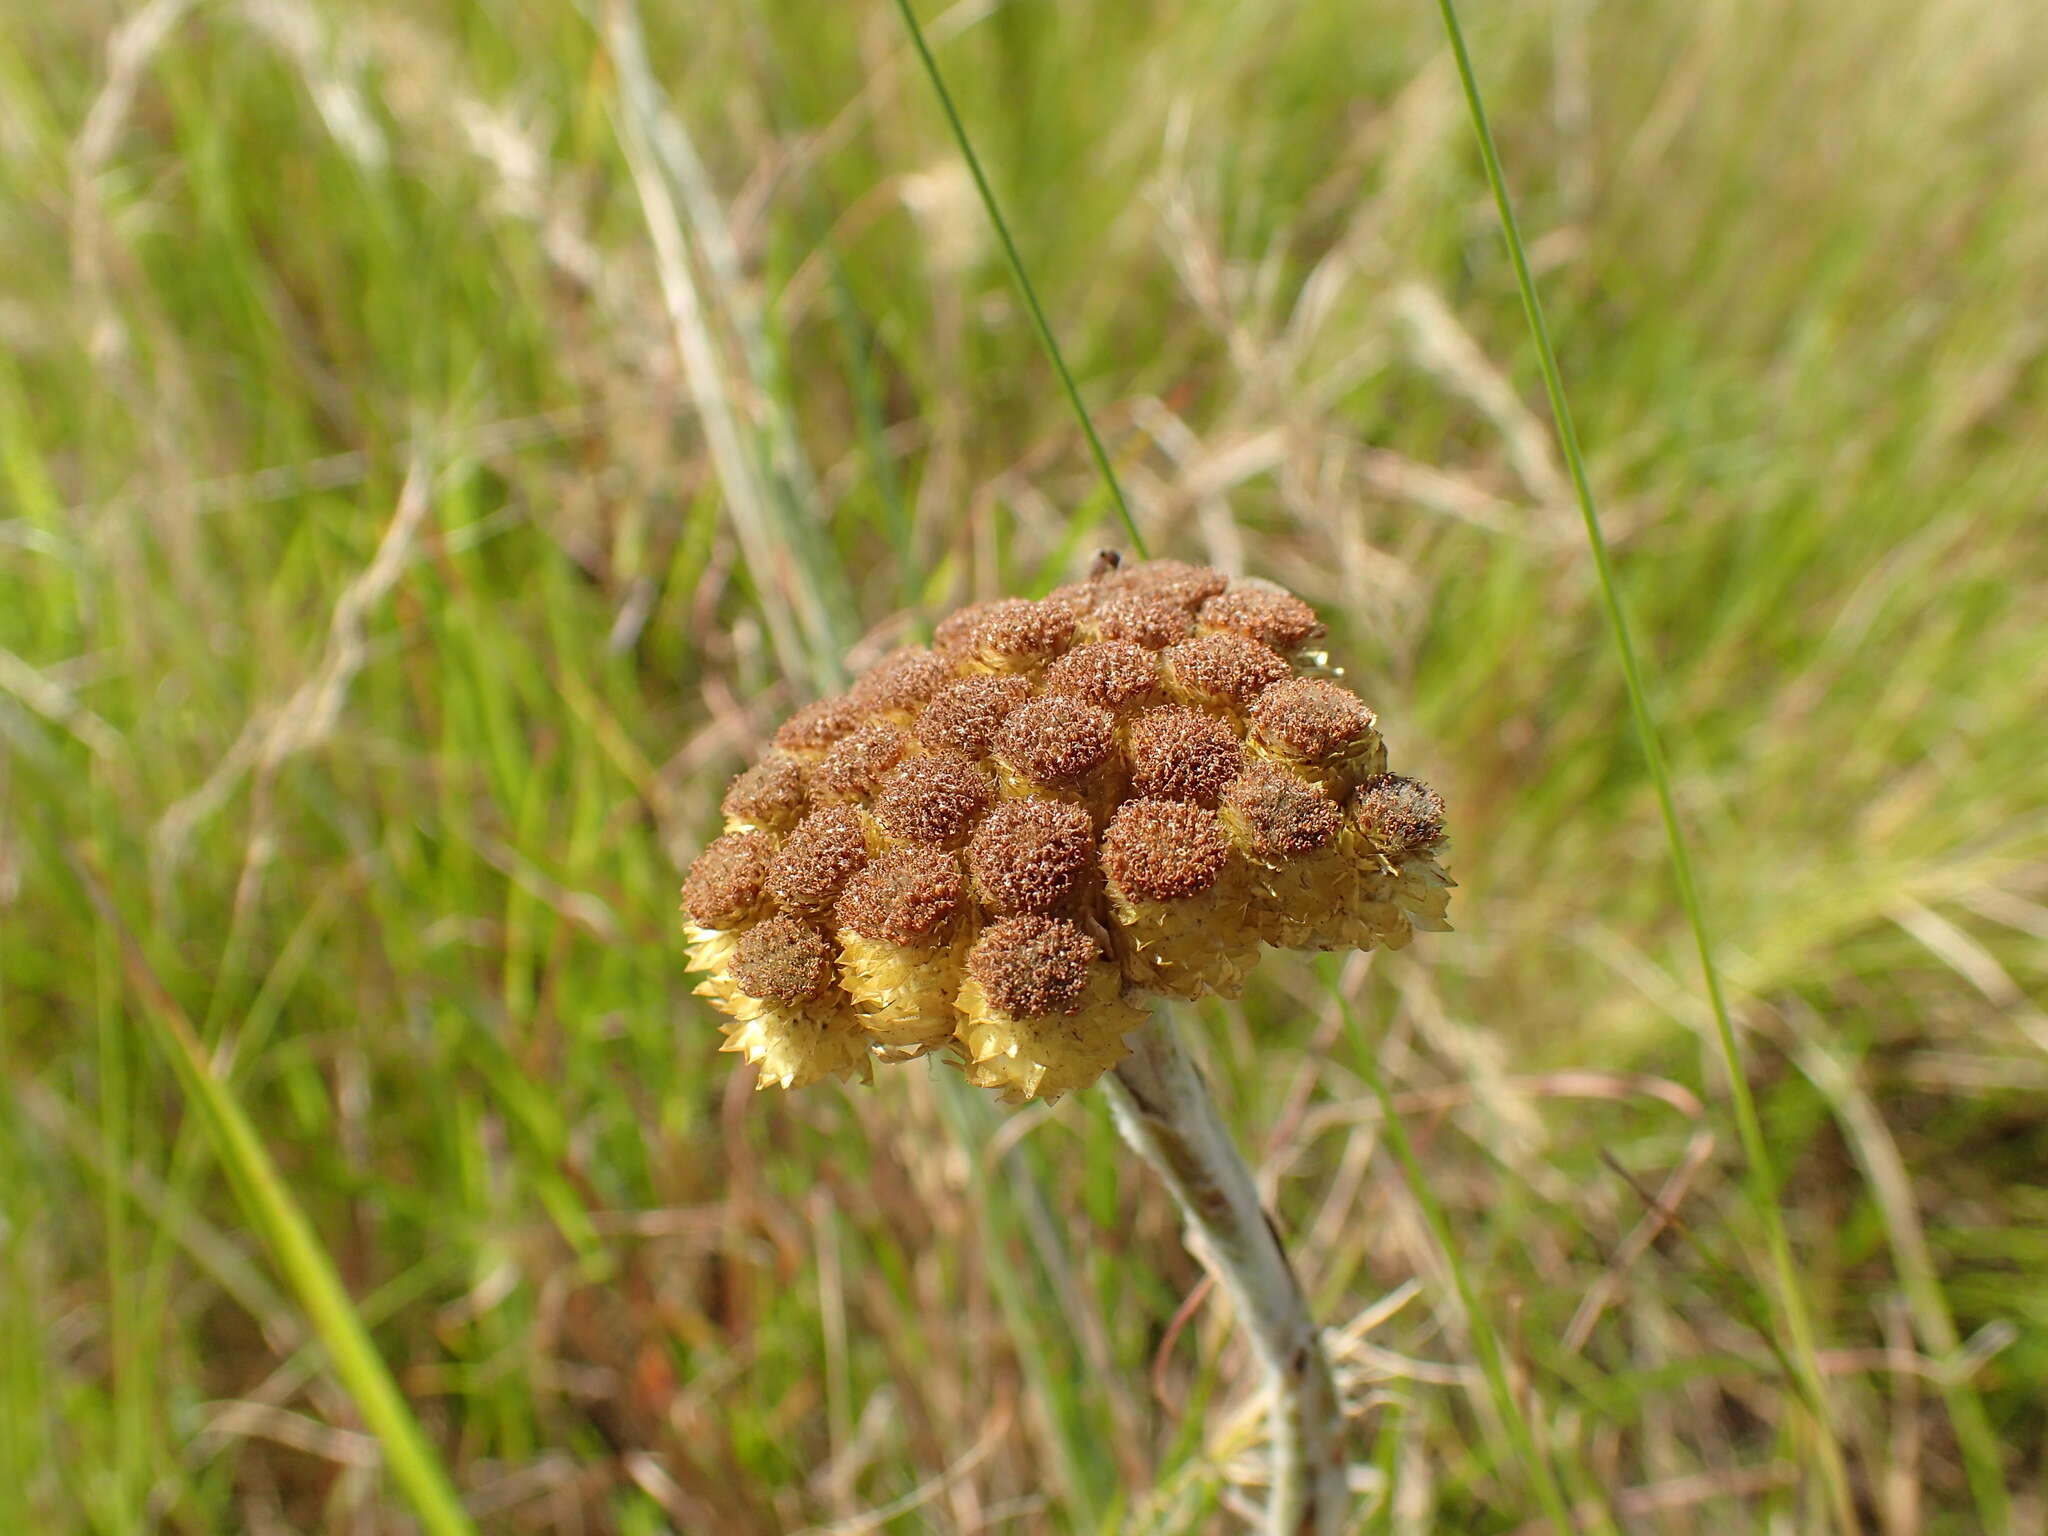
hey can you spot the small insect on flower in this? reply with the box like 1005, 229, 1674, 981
680, 559, 1453, 1100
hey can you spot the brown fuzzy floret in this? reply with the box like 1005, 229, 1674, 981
1100, 799, 1228, 900
1090, 592, 1193, 650
994, 694, 1115, 786
968, 799, 1096, 914
970, 597, 1075, 664
914, 675, 1033, 759
1351, 774, 1446, 854
1248, 678, 1377, 762
1199, 587, 1324, 653
720, 753, 809, 831
1126, 705, 1244, 805
730, 917, 835, 1004
812, 719, 912, 802
682, 829, 776, 927
836, 847, 965, 945
773, 695, 867, 752
1221, 763, 1341, 860
1114, 559, 1230, 611
1042, 640, 1158, 710
767, 806, 869, 913
871, 752, 996, 846
967, 915, 1099, 1019
1042, 581, 1105, 619
1163, 633, 1291, 707
933, 600, 998, 654
849, 647, 952, 715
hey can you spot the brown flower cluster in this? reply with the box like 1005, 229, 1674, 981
682, 559, 1453, 1101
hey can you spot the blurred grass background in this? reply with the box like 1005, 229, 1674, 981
4, 0, 2047, 1530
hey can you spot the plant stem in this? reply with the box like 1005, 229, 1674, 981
1104, 1016, 1347, 1536
1430, 3, 1857, 1530
888, 0, 1148, 558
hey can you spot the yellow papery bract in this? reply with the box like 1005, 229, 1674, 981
837, 927, 969, 1056
953, 967, 1148, 1104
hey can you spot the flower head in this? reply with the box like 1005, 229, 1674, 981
681, 560, 1451, 1099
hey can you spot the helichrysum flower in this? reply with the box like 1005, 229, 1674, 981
681, 557, 1454, 1100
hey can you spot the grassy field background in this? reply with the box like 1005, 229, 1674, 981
5, 0, 2047, 1530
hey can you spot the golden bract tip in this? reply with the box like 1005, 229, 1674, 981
679, 557, 1453, 1099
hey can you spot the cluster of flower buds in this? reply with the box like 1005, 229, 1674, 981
681, 558, 1452, 1102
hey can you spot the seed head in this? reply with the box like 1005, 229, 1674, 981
1221, 763, 1341, 861
768, 806, 869, 913
812, 719, 913, 802
773, 695, 866, 753
1352, 774, 1446, 855
995, 694, 1114, 786
871, 751, 995, 846
683, 829, 776, 927
1249, 678, 1378, 764
969, 798, 1096, 913
915, 674, 1033, 758
1163, 633, 1290, 710
731, 917, 835, 1005
1114, 558, 1230, 611
1101, 799, 1228, 901
969, 597, 1076, 668
1126, 705, 1244, 805
849, 647, 952, 716
1199, 587, 1324, 653
1089, 592, 1193, 649
836, 847, 965, 945
1042, 640, 1159, 711
721, 753, 809, 832
968, 914, 1098, 1019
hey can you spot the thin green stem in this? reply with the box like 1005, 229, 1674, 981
1430, 4, 1856, 1530
889, 0, 1148, 559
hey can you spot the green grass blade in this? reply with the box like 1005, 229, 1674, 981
1429, 4, 1859, 1529
888, 0, 1148, 559
78, 867, 477, 1536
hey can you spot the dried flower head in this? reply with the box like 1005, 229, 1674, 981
995, 694, 1114, 787
969, 798, 1096, 914
1162, 633, 1291, 712
915, 674, 1033, 758
968, 597, 1076, 671
1114, 558, 1230, 611
849, 647, 952, 717
682, 561, 1451, 1098
836, 847, 966, 945
1089, 592, 1194, 650
731, 917, 835, 1005
1042, 640, 1159, 711
813, 719, 913, 802
1126, 705, 1244, 805
683, 830, 777, 928
871, 751, 994, 847
721, 753, 810, 833
767, 806, 869, 914
1198, 587, 1324, 653
1248, 678, 1380, 767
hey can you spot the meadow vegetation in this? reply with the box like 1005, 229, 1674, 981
3, 0, 2046, 1530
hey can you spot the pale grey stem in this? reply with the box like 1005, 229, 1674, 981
1105, 1015, 1349, 1536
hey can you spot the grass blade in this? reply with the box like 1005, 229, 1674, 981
1429, 3, 1859, 1529
76, 863, 477, 1536
888, 0, 1148, 559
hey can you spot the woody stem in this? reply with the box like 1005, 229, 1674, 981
1104, 1014, 1348, 1536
